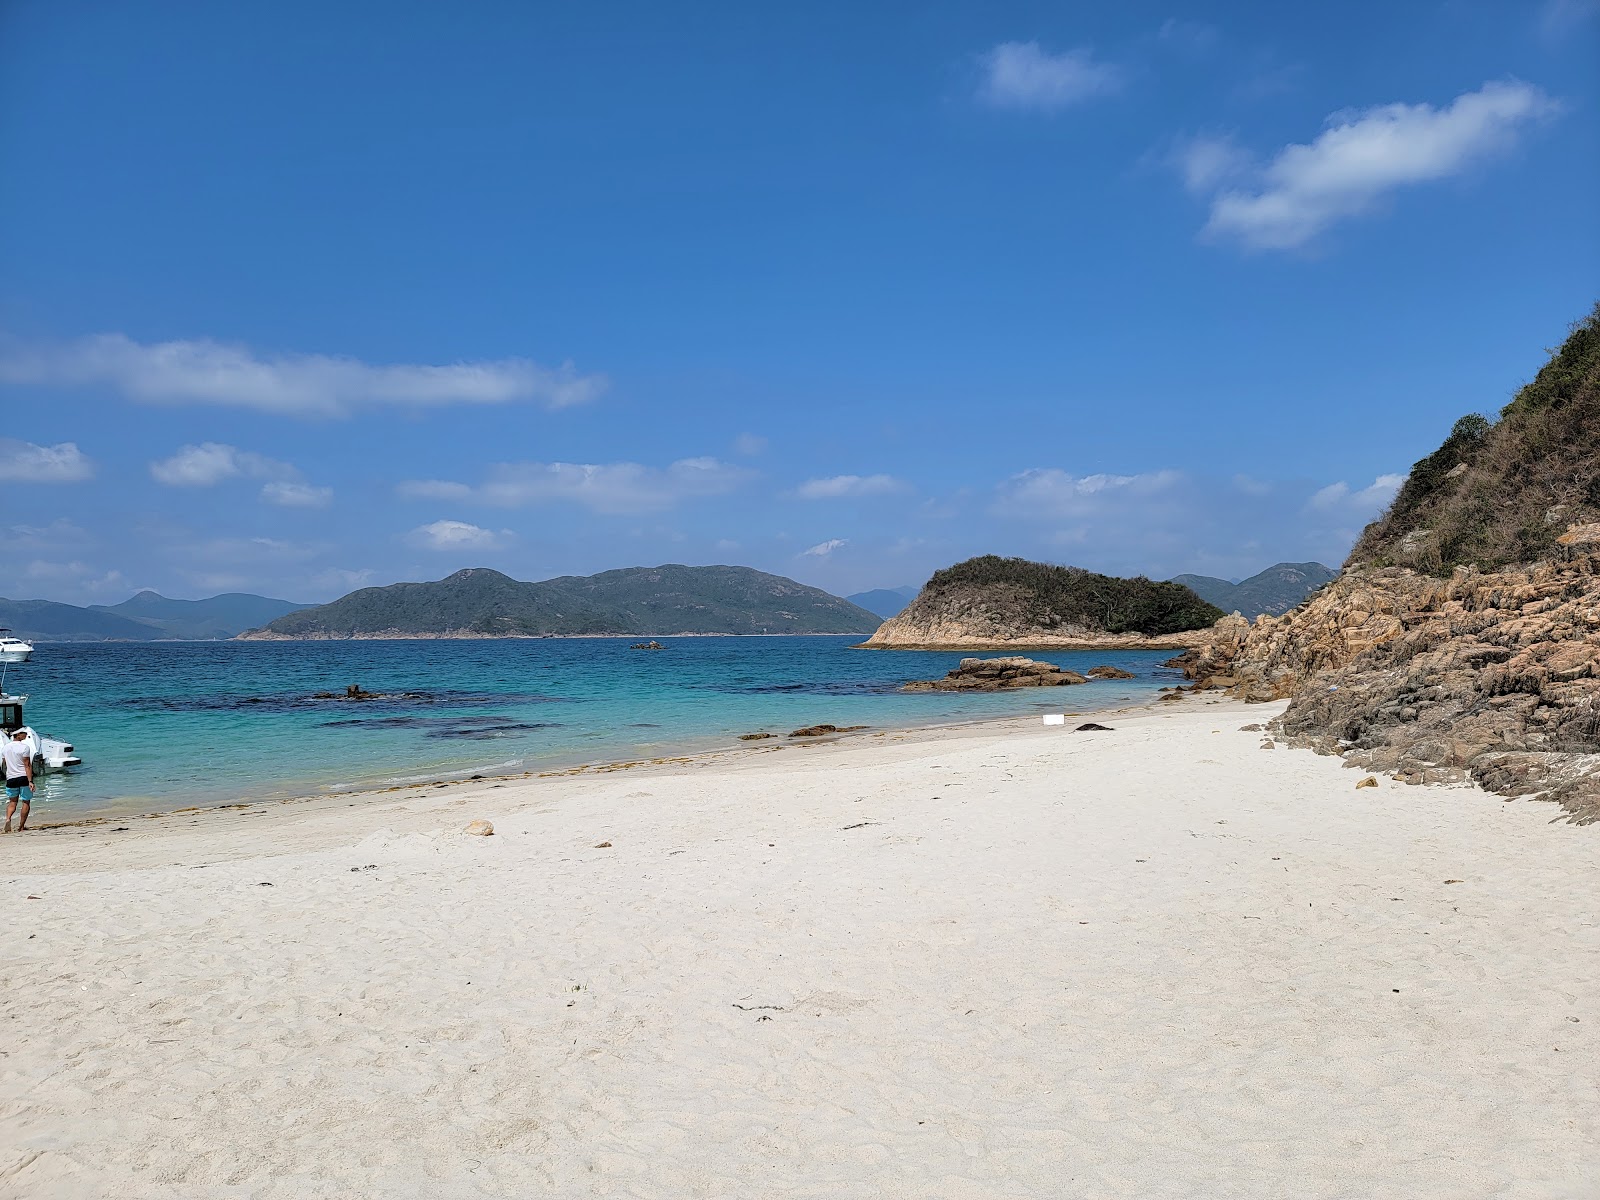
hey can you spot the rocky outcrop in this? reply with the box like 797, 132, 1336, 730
1184, 550, 1600, 824
903, 657, 1089, 692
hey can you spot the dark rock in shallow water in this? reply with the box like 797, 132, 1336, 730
629, 641, 664, 650
903, 656, 1088, 692
1086, 665, 1136, 680
787, 724, 868, 738
739, 732, 776, 741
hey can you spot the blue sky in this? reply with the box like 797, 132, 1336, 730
2, 0, 1596, 604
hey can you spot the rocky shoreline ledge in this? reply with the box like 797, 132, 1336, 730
1169, 550, 1600, 824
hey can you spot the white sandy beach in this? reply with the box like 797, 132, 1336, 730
1, 697, 1595, 1199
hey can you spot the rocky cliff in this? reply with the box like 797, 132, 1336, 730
860, 556, 1222, 649
1173, 306, 1600, 824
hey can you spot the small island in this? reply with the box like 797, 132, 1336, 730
860, 555, 1224, 650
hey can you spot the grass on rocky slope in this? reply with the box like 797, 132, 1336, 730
1352, 302, 1600, 574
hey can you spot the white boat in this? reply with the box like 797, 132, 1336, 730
0, 692, 81, 772
0, 632, 33, 664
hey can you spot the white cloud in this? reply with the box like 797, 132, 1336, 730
0, 332, 606, 418
405, 520, 512, 552
1307, 474, 1404, 515
260, 480, 334, 508
0, 439, 94, 482
802, 538, 848, 558
398, 457, 752, 516
733, 432, 768, 456
993, 469, 1182, 518
977, 41, 1122, 111
1196, 80, 1557, 250
794, 474, 909, 500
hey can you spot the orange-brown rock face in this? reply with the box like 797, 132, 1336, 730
1188, 549, 1600, 824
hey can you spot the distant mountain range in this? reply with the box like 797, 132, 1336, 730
241, 565, 881, 638
845, 586, 919, 619
0, 591, 311, 642
1168, 562, 1337, 618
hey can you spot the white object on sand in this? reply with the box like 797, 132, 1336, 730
1042, 713, 1066, 725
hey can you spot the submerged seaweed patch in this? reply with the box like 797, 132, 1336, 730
320, 714, 561, 739
122, 689, 573, 714
701, 679, 906, 697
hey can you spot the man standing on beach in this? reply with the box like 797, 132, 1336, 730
3, 728, 33, 832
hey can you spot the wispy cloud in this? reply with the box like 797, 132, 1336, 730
794, 474, 909, 500
1170, 133, 1252, 195
0, 333, 606, 417
1540, 0, 1600, 40
398, 457, 752, 516
733, 432, 768, 456
310, 567, 375, 593
260, 480, 334, 509
149, 442, 334, 508
802, 538, 848, 558
1307, 474, 1404, 515
150, 442, 281, 486
1156, 18, 1219, 56
1189, 80, 1557, 250
22, 560, 126, 594
977, 41, 1122, 111
993, 469, 1182, 518
405, 520, 513, 552
0, 439, 94, 482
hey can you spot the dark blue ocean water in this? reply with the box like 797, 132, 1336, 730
4, 638, 1184, 819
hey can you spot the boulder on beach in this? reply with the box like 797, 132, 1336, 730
903, 656, 1087, 692
463, 820, 495, 836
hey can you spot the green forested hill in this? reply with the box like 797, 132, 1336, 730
1169, 563, 1337, 618
246, 565, 882, 637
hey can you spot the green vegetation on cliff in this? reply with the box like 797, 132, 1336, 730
1353, 303, 1600, 573
249, 565, 880, 638
921, 556, 1224, 636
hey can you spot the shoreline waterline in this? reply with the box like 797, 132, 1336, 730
22, 688, 1209, 834
14, 637, 1190, 823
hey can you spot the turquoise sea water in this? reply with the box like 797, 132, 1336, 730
5, 638, 1183, 820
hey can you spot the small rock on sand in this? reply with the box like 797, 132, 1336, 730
463, 820, 495, 836
1356, 777, 1379, 790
